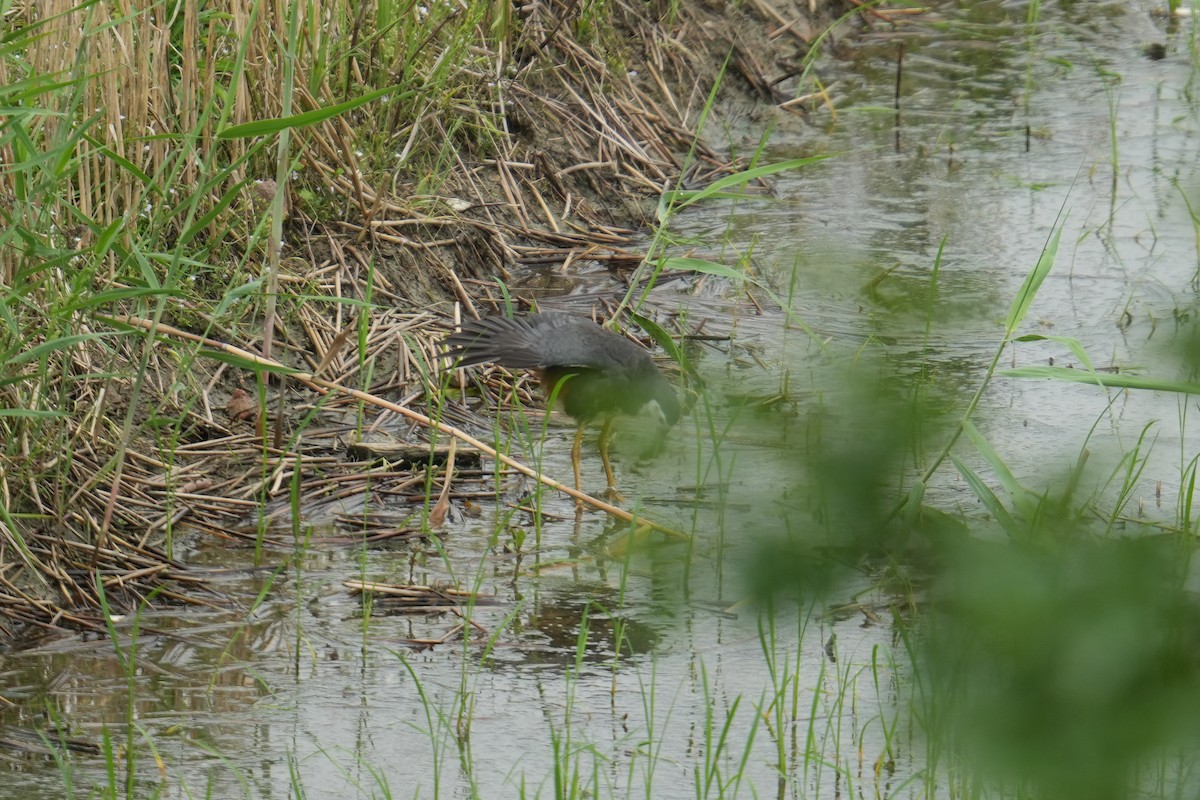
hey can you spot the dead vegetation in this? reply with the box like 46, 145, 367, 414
0, 0, 862, 636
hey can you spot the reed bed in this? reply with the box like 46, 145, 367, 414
0, 0, 855, 633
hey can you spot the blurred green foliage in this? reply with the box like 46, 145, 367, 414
927, 535, 1200, 800
745, 360, 1200, 799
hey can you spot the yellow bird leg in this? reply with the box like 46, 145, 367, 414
599, 417, 624, 503
572, 424, 585, 507
599, 418, 616, 489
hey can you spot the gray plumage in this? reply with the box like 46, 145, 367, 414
441, 312, 680, 426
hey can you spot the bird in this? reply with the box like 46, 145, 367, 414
440, 311, 681, 499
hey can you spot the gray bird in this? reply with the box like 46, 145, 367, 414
441, 312, 680, 497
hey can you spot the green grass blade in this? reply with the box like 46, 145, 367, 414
0, 409, 69, 418
64, 287, 186, 313
666, 156, 832, 209
80, 134, 153, 184
9, 332, 117, 366
629, 311, 682, 363
951, 454, 1019, 534
0, 510, 51, 588
1004, 365, 1200, 394
178, 177, 254, 245
1004, 221, 1062, 336
661, 256, 819, 340
1012, 333, 1097, 372
961, 420, 1037, 517
93, 214, 125, 259
961, 421, 1020, 495
217, 85, 410, 138
661, 256, 747, 281
202, 349, 303, 374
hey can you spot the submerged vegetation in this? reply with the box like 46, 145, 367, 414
3, 0, 1200, 799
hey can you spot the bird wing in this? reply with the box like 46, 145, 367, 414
441, 312, 651, 373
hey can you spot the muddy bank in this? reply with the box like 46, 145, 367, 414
0, 0, 865, 633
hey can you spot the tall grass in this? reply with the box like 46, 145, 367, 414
1, 0, 734, 626
0, 0, 492, 615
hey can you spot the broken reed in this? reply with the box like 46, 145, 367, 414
0, 0, 731, 628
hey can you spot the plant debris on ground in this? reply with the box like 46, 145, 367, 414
0, 0, 873, 636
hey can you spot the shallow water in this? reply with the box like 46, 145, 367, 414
680, 0, 1200, 515
4, 2, 1200, 798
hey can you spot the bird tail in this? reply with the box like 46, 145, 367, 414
439, 313, 574, 369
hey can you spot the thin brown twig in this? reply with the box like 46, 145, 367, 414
107, 315, 689, 540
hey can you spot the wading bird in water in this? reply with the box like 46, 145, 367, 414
441, 311, 680, 501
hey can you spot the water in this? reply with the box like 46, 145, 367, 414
687, 0, 1200, 514
4, 3, 1200, 798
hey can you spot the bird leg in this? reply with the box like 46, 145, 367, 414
572, 424, 585, 508
598, 417, 625, 503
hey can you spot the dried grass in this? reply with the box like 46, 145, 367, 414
0, 0, 860, 635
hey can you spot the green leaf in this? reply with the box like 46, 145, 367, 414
82, 134, 152, 183
203, 349, 302, 375
670, 156, 832, 209
1004, 365, 1200, 395
218, 85, 410, 138
0, 408, 68, 418
660, 256, 819, 342
212, 278, 264, 317
661, 256, 748, 281
0, 506, 51, 589
662, 190, 759, 204
93, 214, 125, 260
178, 177, 254, 245
64, 286, 186, 313
951, 454, 1019, 535
629, 312, 682, 363
1005, 222, 1062, 337
1010, 333, 1096, 373
9, 332, 116, 366
0, 75, 79, 102
900, 481, 926, 525
962, 420, 1038, 517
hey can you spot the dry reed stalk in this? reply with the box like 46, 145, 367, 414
2, 0, 837, 630
111, 314, 690, 540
